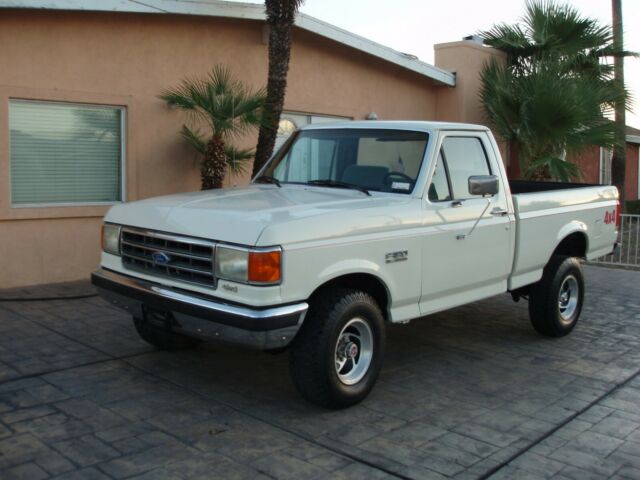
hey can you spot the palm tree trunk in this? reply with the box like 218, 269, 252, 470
612, 0, 626, 207
252, 0, 303, 178
202, 137, 227, 190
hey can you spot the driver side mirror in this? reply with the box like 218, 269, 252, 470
468, 175, 499, 196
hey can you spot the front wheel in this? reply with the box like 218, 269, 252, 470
528, 255, 584, 337
289, 288, 385, 409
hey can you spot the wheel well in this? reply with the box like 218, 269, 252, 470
310, 274, 390, 321
553, 232, 587, 259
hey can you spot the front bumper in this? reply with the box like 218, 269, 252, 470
91, 269, 308, 349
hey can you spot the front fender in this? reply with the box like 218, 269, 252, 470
317, 258, 386, 286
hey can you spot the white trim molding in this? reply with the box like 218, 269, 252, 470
627, 134, 640, 145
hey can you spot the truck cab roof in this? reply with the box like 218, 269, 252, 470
300, 120, 491, 132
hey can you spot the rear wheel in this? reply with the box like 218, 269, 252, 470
133, 315, 200, 351
528, 255, 584, 337
289, 288, 385, 409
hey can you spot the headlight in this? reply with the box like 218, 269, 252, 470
101, 224, 121, 255
215, 246, 281, 285
215, 247, 249, 283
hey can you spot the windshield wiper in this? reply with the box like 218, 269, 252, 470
254, 175, 281, 187
307, 179, 371, 196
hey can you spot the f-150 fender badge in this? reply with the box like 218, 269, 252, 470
385, 250, 408, 263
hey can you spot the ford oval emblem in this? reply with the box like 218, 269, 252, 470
151, 251, 172, 264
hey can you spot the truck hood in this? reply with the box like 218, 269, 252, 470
105, 185, 414, 246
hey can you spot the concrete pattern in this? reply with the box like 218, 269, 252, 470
0, 265, 638, 479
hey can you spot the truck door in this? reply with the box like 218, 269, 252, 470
419, 132, 513, 315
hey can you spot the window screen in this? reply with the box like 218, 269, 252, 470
9, 100, 124, 205
441, 137, 490, 199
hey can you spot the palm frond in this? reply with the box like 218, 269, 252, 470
525, 155, 581, 182
479, 0, 636, 181
225, 146, 254, 176
180, 125, 206, 155
161, 65, 266, 187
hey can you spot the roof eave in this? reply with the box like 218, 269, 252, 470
0, 0, 456, 87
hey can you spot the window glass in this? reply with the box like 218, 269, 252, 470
264, 129, 429, 194
9, 100, 123, 205
273, 135, 337, 182
442, 137, 490, 199
356, 138, 424, 179
428, 151, 451, 201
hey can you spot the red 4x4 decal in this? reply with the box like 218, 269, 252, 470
604, 210, 616, 224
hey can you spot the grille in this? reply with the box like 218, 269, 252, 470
121, 228, 215, 287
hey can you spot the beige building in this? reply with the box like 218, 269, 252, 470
0, 1, 503, 288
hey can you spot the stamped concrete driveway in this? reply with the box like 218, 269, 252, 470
0, 265, 639, 480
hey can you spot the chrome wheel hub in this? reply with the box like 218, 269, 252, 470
558, 275, 579, 325
344, 342, 359, 359
334, 318, 373, 386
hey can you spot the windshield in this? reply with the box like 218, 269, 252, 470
260, 128, 429, 194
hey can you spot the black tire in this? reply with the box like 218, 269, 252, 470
528, 255, 584, 337
133, 316, 200, 351
289, 288, 385, 409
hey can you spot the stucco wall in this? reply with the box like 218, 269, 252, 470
0, 10, 442, 287
434, 41, 508, 162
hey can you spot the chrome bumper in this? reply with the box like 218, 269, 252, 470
91, 269, 308, 349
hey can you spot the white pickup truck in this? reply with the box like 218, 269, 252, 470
93, 121, 619, 408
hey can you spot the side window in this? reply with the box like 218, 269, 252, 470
428, 152, 451, 202
441, 137, 491, 199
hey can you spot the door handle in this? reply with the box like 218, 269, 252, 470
491, 207, 509, 216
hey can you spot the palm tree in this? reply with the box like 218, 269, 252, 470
480, 0, 632, 181
252, 0, 304, 178
481, 61, 620, 180
160, 66, 266, 190
612, 0, 626, 205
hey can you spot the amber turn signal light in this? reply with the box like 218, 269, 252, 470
248, 250, 281, 283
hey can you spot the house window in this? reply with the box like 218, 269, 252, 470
274, 112, 350, 152
9, 100, 125, 206
599, 147, 612, 185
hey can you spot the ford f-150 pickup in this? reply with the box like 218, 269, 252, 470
92, 121, 619, 408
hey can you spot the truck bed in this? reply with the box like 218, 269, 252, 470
508, 181, 618, 291
509, 180, 600, 194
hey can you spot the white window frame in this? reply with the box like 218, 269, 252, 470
8, 99, 127, 208
599, 147, 612, 185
